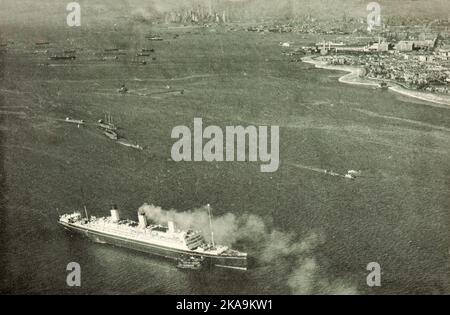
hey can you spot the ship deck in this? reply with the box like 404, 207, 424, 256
59, 221, 247, 270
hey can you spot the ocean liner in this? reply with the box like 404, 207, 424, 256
58, 205, 247, 270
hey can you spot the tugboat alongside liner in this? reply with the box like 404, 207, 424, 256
58, 204, 247, 271
177, 256, 204, 270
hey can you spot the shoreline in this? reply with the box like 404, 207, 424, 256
302, 56, 450, 107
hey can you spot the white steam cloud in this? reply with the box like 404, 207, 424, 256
138, 203, 358, 294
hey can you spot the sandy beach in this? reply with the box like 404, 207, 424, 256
302, 56, 450, 107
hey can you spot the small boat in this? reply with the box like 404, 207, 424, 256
131, 60, 147, 65
118, 84, 128, 94
33, 50, 49, 54
102, 56, 118, 61
64, 117, 84, 125
49, 55, 76, 60
344, 173, 356, 180
379, 82, 389, 90
324, 169, 340, 177
146, 36, 163, 41
117, 140, 143, 150
177, 256, 204, 270
103, 129, 118, 140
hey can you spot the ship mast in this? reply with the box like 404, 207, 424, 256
80, 187, 89, 220
84, 205, 89, 220
206, 204, 215, 247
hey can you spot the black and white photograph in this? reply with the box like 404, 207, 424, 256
0, 0, 449, 298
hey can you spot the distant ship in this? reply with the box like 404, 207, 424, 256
64, 117, 84, 126
146, 35, 163, 41
49, 55, 76, 60
59, 205, 247, 270
103, 129, 118, 140
131, 60, 147, 65
117, 139, 143, 150
118, 84, 128, 94
102, 56, 118, 61
97, 113, 117, 131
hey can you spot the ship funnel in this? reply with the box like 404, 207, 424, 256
168, 221, 175, 233
138, 211, 147, 229
110, 205, 120, 223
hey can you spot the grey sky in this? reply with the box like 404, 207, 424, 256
1, 0, 449, 27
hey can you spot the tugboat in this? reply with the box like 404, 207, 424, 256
118, 84, 128, 94
117, 139, 143, 150
344, 173, 356, 180
64, 117, 84, 125
103, 129, 118, 140
344, 170, 361, 180
379, 82, 389, 90
49, 55, 76, 60
177, 256, 204, 270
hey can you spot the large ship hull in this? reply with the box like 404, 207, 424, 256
59, 221, 247, 270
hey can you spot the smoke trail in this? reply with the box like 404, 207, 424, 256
287, 256, 358, 294
138, 203, 358, 294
